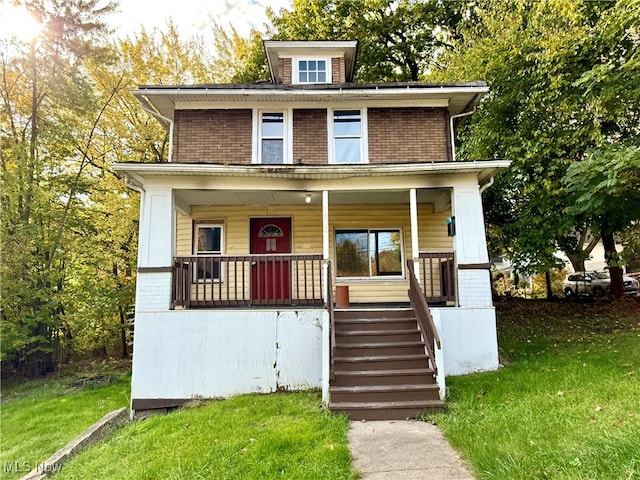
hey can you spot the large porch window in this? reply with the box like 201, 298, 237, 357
194, 223, 223, 281
335, 229, 403, 278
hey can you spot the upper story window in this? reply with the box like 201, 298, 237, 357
294, 58, 331, 84
332, 109, 365, 163
260, 112, 285, 164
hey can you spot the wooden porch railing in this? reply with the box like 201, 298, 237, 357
407, 260, 442, 375
326, 260, 335, 380
418, 251, 456, 304
173, 254, 324, 308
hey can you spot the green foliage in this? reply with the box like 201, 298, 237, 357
437, 0, 640, 274
563, 146, 640, 237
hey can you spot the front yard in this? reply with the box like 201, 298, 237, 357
2, 298, 638, 479
431, 298, 640, 479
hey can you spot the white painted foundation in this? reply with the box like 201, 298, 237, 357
431, 307, 500, 377
131, 309, 326, 409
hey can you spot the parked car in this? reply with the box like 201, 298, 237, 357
563, 271, 639, 297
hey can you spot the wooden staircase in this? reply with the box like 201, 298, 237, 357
329, 308, 445, 420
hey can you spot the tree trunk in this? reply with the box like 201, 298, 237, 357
602, 230, 623, 297
545, 271, 553, 299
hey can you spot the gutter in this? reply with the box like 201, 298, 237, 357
138, 95, 175, 162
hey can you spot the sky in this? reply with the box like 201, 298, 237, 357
110, 0, 293, 39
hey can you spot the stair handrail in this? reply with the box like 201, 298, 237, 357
407, 260, 441, 375
326, 260, 335, 380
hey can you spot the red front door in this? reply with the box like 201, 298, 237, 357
250, 218, 292, 304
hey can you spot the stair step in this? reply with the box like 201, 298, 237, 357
334, 354, 429, 362
338, 341, 424, 349
330, 383, 440, 402
335, 341, 425, 356
329, 399, 445, 420
330, 384, 439, 394
334, 309, 415, 320
334, 354, 430, 371
337, 328, 420, 336
335, 318, 419, 332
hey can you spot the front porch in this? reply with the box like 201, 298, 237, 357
171, 251, 456, 309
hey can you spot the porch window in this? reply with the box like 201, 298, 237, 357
335, 229, 403, 278
297, 59, 327, 84
332, 110, 363, 163
194, 223, 223, 281
260, 112, 284, 164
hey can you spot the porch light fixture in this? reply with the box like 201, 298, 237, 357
305, 194, 312, 204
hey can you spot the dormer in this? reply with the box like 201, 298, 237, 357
264, 40, 358, 85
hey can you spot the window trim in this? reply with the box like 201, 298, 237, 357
193, 221, 225, 282
292, 57, 331, 85
334, 227, 405, 280
253, 108, 293, 164
328, 107, 368, 164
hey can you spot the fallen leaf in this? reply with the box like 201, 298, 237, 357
557, 391, 565, 397
595, 405, 603, 412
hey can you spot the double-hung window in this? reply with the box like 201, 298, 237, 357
194, 223, 223, 281
297, 59, 327, 84
333, 110, 363, 163
260, 112, 285, 164
335, 229, 403, 278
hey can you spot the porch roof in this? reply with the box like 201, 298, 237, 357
113, 161, 510, 188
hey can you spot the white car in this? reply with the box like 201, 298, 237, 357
563, 271, 639, 297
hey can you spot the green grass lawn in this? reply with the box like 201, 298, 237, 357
430, 298, 640, 480
1, 370, 130, 480
53, 391, 357, 480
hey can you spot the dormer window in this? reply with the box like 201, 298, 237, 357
295, 58, 330, 84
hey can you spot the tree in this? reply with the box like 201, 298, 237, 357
228, 0, 470, 83
1, 0, 118, 375
563, 147, 640, 296
436, 0, 639, 278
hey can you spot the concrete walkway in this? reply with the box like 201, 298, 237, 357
348, 420, 475, 480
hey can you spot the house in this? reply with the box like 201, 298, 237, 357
113, 40, 510, 420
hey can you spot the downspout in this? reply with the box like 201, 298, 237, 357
449, 107, 476, 162
139, 95, 174, 162
479, 175, 495, 194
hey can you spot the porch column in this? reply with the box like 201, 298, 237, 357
321, 190, 330, 404
136, 186, 175, 311
451, 183, 492, 307
322, 190, 330, 300
409, 188, 420, 282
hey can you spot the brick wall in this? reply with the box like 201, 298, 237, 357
279, 58, 292, 84
457, 270, 493, 307
173, 110, 252, 164
293, 109, 328, 164
135, 272, 172, 311
332, 57, 345, 83
367, 107, 450, 163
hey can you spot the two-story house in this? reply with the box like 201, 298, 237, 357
114, 40, 509, 420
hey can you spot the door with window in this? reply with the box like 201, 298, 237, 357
250, 218, 292, 304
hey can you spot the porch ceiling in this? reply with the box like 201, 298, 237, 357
173, 189, 447, 209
